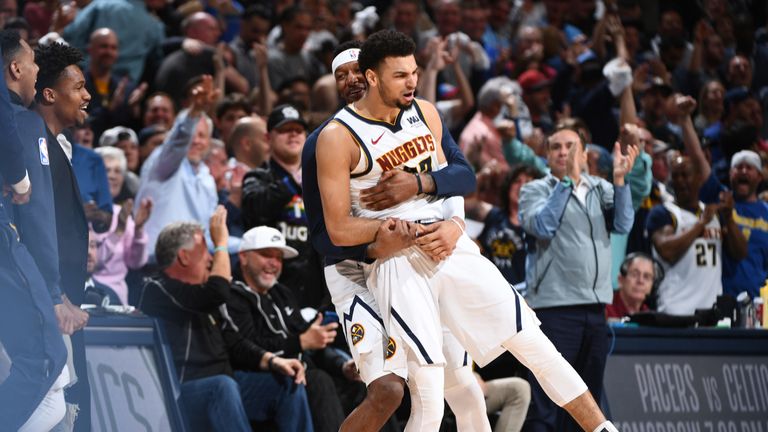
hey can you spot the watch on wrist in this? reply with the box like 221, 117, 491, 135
561, 176, 573, 188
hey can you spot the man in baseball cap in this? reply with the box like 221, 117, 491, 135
723, 150, 767, 298
267, 103, 308, 132
230, 226, 354, 430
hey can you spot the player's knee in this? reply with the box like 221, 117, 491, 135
367, 374, 405, 414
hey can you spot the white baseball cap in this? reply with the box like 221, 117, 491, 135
239, 226, 299, 258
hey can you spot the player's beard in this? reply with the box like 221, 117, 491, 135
378, 83, 412, 110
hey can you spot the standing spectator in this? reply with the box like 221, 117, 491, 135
135, 75, 219, 259
137, 124, 167, 166
459, 76, 516, 170
606, 253, 657, 319
519, 69, 554, 134
142, 92, 176, 129
93, 146, 152, 305
154, 12, 248, 104
518, 125, 638, 431
723, 150, 768, 298
60, 0, 164, 82
84, 28, 148, 140
647, 96, 747, 315
227, 116, 269, 171
267, 6, 325, 91
71, 138, 113, 232
139, 208, 313, 432
34, 41, 93, 432
229, 4, 272, 89
214, 93, 251, 142
241, 104, 328, 309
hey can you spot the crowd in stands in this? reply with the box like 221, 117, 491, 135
1, 0, 767, 431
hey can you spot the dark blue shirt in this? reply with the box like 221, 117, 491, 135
302, 115, 477, 261
72, 143, 113, 213
478, 207, 529, 286
723, 200, 768, 298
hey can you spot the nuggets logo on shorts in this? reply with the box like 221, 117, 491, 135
350, 323, 365, 345
386, 337, 396, 359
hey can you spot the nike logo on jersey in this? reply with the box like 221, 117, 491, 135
371, 132, 385, 145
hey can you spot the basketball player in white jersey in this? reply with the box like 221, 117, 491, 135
316, 30, 620, 432
305, 41, 491, 431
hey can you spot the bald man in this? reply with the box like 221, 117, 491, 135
85, 27, 146, 139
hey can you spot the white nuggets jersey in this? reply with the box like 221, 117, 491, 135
332, 103, 444, 222
653, 201, 722, 315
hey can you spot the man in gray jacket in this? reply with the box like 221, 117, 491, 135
519, 125, 638, 432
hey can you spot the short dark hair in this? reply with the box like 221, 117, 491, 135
333, 39, 363, 58
500, 164, 544, 214
242, 4, 271, 22
279, 5, 309, 25
358, 30, 416, 79
215, 93, 252, 119
0, 29, 22, 68
34, 42, 84, 103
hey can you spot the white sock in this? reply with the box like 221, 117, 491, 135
444, 365, 491, 432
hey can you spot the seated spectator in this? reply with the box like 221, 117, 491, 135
228, 226, 362, 432
465, 165, 543, 290
84, 227, 121, 306
475, 373, 531, 432
227, 116, 269, 171
95, 144, 133, 203
606, 253, 657, 319
93, 146, 152, 305
139, 208, 313, 431
135, 76, 219, 259
99, 124, 141, 180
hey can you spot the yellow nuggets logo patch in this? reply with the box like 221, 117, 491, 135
386, 337, 397, 359
350, 323, 365, 345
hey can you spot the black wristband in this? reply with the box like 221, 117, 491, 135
415, 173, 423, 194
268, 355, 277, 371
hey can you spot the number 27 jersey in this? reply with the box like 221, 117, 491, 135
331, 102, 444, 222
